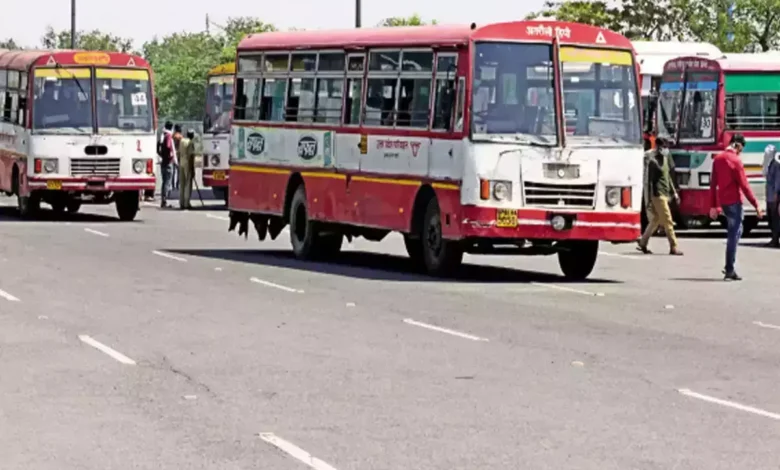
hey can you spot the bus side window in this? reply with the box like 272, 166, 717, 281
233, 77, 247, 121
343, 54, 365, 126
454, 76, 465, 132
432, 53, 457, 131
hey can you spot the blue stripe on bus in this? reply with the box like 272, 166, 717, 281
659, 81, 718, 91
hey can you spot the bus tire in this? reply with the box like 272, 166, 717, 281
403, 235, 424, 268
15, 170, 39, 219
557, 240, 599, 281
420, 197, 462, 276
67, 200, 82, 214
51, 200, 66, 214
115, 191, 140, 221
288, 185, 340, 260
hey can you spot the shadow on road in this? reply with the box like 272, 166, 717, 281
0, 206, 124, 223
167, 248, 621, 285
669, 277, 725, 282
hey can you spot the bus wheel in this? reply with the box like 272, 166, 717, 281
557, 240, 599, 281
288, 185, 340, 260
115, 191, 140, 221
403, 235, 423, 268
420, 198, 462, 276
17, 193, 40, 219
67, 200, 82, 214
51, 200, 66, 214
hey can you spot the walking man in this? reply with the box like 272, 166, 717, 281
764, 146, 780, 247
178, 129, 196, 210
637, 137, 683, 255
709, 134, 764, 280
157, 121, 178, 208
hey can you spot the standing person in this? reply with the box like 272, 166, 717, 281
764, 148, 780, 247
172, 124, 183, 191
637, 137, 683, 255
178, 129, 196, 210
157, 121, 178, 208
709, 133, 764, 280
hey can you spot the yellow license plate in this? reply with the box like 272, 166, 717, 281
46, 180, 62, 190
496, 209, 518, 228
213, 171, 226, 180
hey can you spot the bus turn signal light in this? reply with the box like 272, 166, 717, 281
146, 159, 154, 175
480, 179, 490, 200
621, 187, 631, 208
34, 159, 42, 173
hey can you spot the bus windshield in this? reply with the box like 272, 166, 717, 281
657, 70, 717, 143
560, 47, 641, 145
471, 42, 557, 146
206, 75, 234, 134
95, 69, 153, 134
32, 68, 93, 134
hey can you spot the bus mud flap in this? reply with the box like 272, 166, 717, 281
228, 211, 249, 238
250, 214, 269, 241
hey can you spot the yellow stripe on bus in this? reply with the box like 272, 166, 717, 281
34, 68, 91, 78
232, 165, 291, 175
233, 165, 460, 189
560, 47, 633, 66
96, 69, 149, 80
208, 63, 236, 76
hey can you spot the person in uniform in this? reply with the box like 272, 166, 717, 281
178, 129, 196, 210
638, 137, 684, 255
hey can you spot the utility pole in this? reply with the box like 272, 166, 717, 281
355, 0, 361, 28
70, 0, 77, 48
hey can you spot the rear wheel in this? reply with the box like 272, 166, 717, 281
67, 200, 82, 214
419, 198, 462, 276
557, 240, 599, 280
115, 191, 140, 221
15, 171, 39, 219
403, 235, 424, 268
288, 185, 342, 260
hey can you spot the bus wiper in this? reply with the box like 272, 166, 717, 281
54, 62, 88, 102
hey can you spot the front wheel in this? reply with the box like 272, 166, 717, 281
419, 198, 463, 276
115, 191, 140, 221
557, 240, 599, 281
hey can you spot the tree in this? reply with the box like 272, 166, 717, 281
730, 0, 780, 51
378, 14, 438, 26
142, 32, 224, 120
0, 38, 20, 50
41, 26, 133, 52
525, 1, 622, 30
217, 17, 277, 64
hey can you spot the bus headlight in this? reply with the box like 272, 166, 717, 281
43, 159, 57, 173
493, 181, 511, 201
211, 155, 220, 167
605, 187, 620, 207
699, 172, 710, 186
132, 159, 146, 174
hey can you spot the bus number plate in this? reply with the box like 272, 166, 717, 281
46, 180, 62, 190
213, 171, 226, 180
496, 209, 518, 228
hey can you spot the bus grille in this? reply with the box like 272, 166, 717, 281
70, 158, 121, 177
523, 182, 596, 208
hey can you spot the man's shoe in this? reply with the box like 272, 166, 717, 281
724, 271, 742, 281
669, 249, 684, 256
636, 243, 652, 254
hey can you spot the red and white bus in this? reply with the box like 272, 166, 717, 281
0, 49, 157, 220
227, 21, 644, 279
202, 62, 234, 203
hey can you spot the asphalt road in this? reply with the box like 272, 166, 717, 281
1, 196, 779, 469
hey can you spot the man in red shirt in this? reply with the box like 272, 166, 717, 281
709, 134, 764, 280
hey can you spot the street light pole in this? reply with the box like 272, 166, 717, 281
355, 0, 361, 28
70, 0, 76, 48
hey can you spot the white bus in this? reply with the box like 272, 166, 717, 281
202, 62, 234, 204
0, 50, 157, 220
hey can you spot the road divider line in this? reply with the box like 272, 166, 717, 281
84, 228, 109, 237
678, 388, 780, 421
250, 277, 304, 293
205, 213, 230, 221
78, 335, 136, 365
753, 321, 780, 331
0, 288, 20, 302
152, 250, 187, 262
599, 251, 648, 260
530, 282, 604, 296
403, 318, 489, 342
258, 433, 338, 470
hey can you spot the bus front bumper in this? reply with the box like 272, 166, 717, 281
459, 207, 641, 242
27, 176, 156, 192
202, 169, 229, 187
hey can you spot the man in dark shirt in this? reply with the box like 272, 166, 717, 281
638, 138, 683, 255
709, 134, 764, 280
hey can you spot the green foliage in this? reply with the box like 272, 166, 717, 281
378, 14, 438, 26
526, 1, 622, 30
41, 26, 134, 52
218, 17, 276, 64
0, 38, 21, 49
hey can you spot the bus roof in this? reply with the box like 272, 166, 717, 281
663, 54, 780, 74
0, 49, 150, 72
238, 21, 634, 52
208, 62, 236, 76
632, 41, 722, 77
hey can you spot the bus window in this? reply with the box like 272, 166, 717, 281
726, 93, 780, 130
32, 68, 93, 133
95, 69, 153, 134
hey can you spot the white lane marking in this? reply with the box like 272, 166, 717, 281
205, 213, 229, 221
78, 335, 136, 365
599, 251, 648, 260
84, 228, 109, 237
753, 321, 780, 331
259, 433, 338, 470
0, 288, 20, 302
152, 250, 187, 262
678, 388, 780, 421
403, 318, 489, 342
250, 277, 304, 293
530, 282, 603, 296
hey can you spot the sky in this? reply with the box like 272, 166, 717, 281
5, 0, 547, 48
